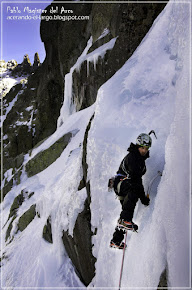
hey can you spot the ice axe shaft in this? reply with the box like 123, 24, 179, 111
118, 231, 128, 290
147, 170, 162, 198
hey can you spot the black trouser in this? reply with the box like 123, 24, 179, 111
112, 179, 139, 244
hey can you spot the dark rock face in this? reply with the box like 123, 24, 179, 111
17, 204, 36, 232
62, 198, 96, 286
3, 83, 36, 159
22, 54, 32, 71
40, 2, 92, 74
5, 189, 35, 241
11, 53, 41, 76
158, 268, 168, 288
62, 115, 95, 286
8, 191, 25, 220
43, 217, 53, 244
11, 54, 31, 76
6, 204, 37, 242
25, 131, 75, 177
72, 2, 166, 111
1, 167, 23, 202
33, 53, 41, 69
33, 78, 64, 143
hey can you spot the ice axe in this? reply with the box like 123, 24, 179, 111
148, 130, 157, 139
147, 170, 162, 198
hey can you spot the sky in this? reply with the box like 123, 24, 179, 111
1, 0, 52, 64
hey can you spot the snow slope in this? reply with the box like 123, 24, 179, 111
1, 105, 95, 288
1, 0, 191, 289
87, 0, 191, 288
0, 65, 28, 125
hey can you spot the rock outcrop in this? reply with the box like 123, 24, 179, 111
5, 189, 35, 241
72, 2, 167, 111
11, 53, 41, 76
7, 60, 18, 71
0, 60, 18, 73
33, 52, 41, 69
62, 114, 95, 286
0, 60, 7, 72
25, 131, 75, 177
43, 217, 53, 244
158, 268, 168, 289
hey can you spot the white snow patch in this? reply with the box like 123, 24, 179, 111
97, 28, 110, 40
25, 106, 33, 112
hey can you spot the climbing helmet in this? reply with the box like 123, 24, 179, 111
136, 133, 152, 147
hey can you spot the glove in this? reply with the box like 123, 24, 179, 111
142, 196, 150, 206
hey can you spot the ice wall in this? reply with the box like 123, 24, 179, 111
87, 0, 191, 288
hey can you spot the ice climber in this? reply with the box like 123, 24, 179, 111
109, 131, 156, 249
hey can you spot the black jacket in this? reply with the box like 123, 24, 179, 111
117, 143, 149, 180
116, 143, 149, 203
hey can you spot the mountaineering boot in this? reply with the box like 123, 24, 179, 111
110, 240, 127, 250
117, 219, 138, 232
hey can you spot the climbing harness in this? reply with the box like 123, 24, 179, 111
116, 176, 128, 194
108, 174, 128, 200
